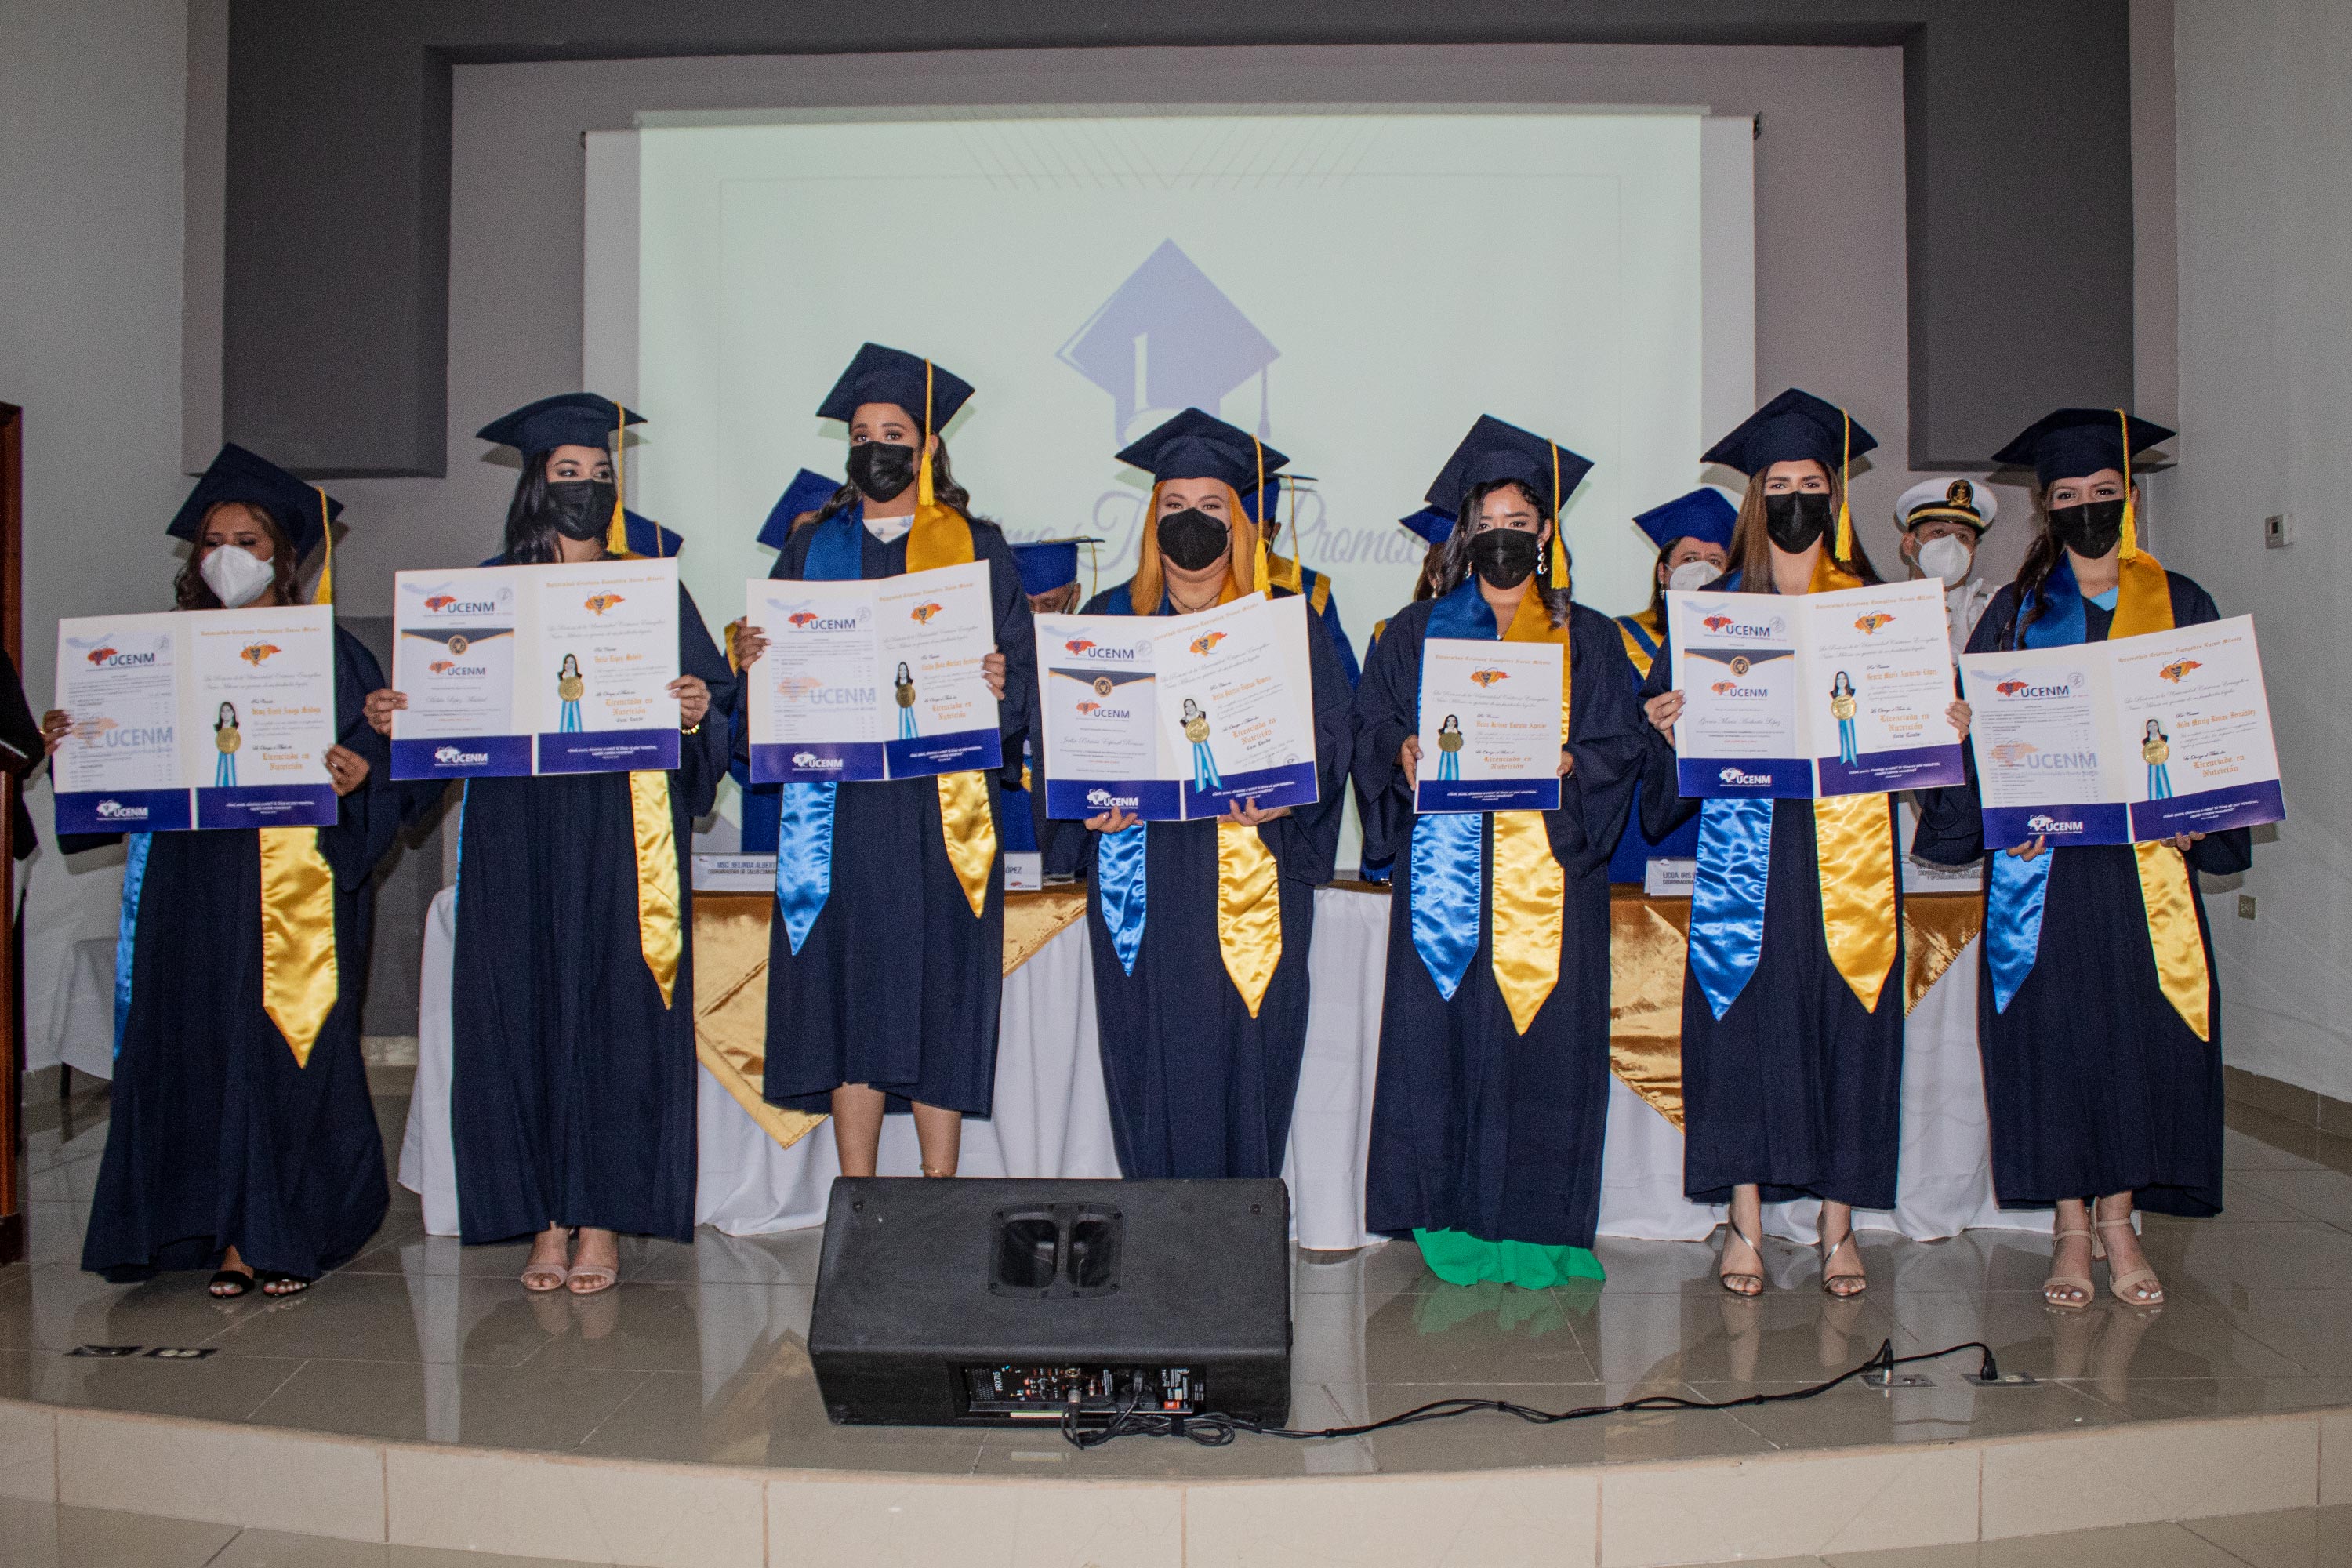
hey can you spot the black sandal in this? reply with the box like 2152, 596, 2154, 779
256, 1272, 313, 1298
209, 1269, 255, 1299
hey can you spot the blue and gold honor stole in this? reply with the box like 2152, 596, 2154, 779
1617, 608, 1664, 680
1087, 565, 1284, 1015
1688, 552, 1899, 1020
1406, 576, 1575, 1034
775, 362, 997, 954
1988, 543, 2210, 1037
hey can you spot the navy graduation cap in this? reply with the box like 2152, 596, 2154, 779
168, 443, 339, 558
474, 393, 641, 456
1059, 241, 1279, 442
758, 467, 844, 553
1399, 505, 1456, 548
816, 343, 975, 429
1011, 538, 1102, 597
1991, 408, 2175, 488
1424, 415, 1593, 520
1115, 407, 1288, 493
1701, 388, 1875, 477
1633, 488, 1739, 553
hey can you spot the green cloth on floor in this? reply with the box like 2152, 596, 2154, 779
1412, 1228, 1605, 1289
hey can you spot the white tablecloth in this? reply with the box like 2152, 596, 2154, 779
400, 884, 2045, 1250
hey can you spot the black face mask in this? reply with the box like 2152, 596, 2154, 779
1156, 508, 1229, 573
1763, 491, 1835, 554
543, 479, 616, 542
1469, 528, 1541, 590
2047, 497, 2126, 559
846, 441, 918, 503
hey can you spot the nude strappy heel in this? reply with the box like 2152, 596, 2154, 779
2094, 1215, 2163, 1305
1719, 1221, 1766, 1297
2042, 1221, 2094, 1309
1818, 1228, 1868, 1298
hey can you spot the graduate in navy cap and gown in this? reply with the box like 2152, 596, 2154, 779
1004, 536, 1099, 880
1914, 409, 2245, 1310
365, 394, 731, 1293
736, 345, 1032, 1180
1639, 390, 1968, 1298
58, 445, 394, 1297
1060, 408, 1349, 1179
1606, 488, 1737, 883
1354, 417, 1642, 1286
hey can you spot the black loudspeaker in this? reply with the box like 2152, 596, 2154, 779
808, 1177, 1291, 1427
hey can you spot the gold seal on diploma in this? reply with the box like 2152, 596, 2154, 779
445, 633, 470, 656
557, 673, 585, 703
216, 727, 241, 754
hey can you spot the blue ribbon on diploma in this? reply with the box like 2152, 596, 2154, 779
771, 503, 867, 946
1407, 579, 1504, 999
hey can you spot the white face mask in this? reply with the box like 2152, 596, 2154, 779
199, 545, 276, 608
1916, 533, 1975, 587
1666, 560, 1720, 593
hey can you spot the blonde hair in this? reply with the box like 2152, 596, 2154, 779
1124, 481, 1262, 614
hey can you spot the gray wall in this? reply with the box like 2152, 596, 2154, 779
184, 42, 2054, 617
2173, 0, 2352, 1102
1, 0, 191, 1072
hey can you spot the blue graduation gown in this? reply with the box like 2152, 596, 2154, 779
1914, 572, 2245, 1217
1060, 582, 1350, 1179
1356, 598, 1642, 1248
81, 628, 397, 1281
757, 517, 1036, 1116
445, 584, 733, 1244
1639, 622, 1905, 1210
1606, 611, 1702, 881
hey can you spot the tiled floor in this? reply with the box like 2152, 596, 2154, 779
5, 1072, 2352, 1483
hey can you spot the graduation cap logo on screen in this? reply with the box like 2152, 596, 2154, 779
1058, 241, 1279, 444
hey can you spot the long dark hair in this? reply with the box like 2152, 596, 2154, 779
797, 437, 976, 532
173, 502, 304, 610
499, 454, 590, 565
1642, 540, 1675, 620
1428, 481, 1573, 629
1719, 467, 1881, 593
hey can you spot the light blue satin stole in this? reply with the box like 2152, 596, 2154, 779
1986, 556, 2096, 1012
1677, 569, 1775, 1018
111, 832, 152, 1058
771, 504, 867, 953
1087, 583, 1149, 972
1406, 579, 1504, 999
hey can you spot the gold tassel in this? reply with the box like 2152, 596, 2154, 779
313, 487, 334, 606
604, 404, 631, 557
1215, 820, 1282, 1016
257, 827, 339, 1065
1251, 438, 1270, 596
1549, 443, 1570, 590
628, 771, 682, 1006
1834, 409, 1854, 562
2116, 407, 2139, 561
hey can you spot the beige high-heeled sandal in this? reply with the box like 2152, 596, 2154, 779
1719, 1221, 1766, 1297
1819, 1228, 1868, 1298
2042, 1221, 2095, 1309
2094, 1215, 2163, 1305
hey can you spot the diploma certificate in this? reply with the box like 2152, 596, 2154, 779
745, 561, 1001, 783
54, 606, 339, 833
1035, 593, 1319, 822
1413, 639, 1564, 814
1668, 579, 1963, 798
390, 558, 681, 779
1961, 615, 2283, 847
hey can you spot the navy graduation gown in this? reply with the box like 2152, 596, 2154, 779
1639, 622, 1905, 1210
446, 583, 733, 1245
758, 517, 1036, 1116
1061, 581, 1350, 1179
1914, 572, 2245, 1217
81, 627, 397, 1282
1606, 611, 1701, 882
1356, 598, 1642, 1248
